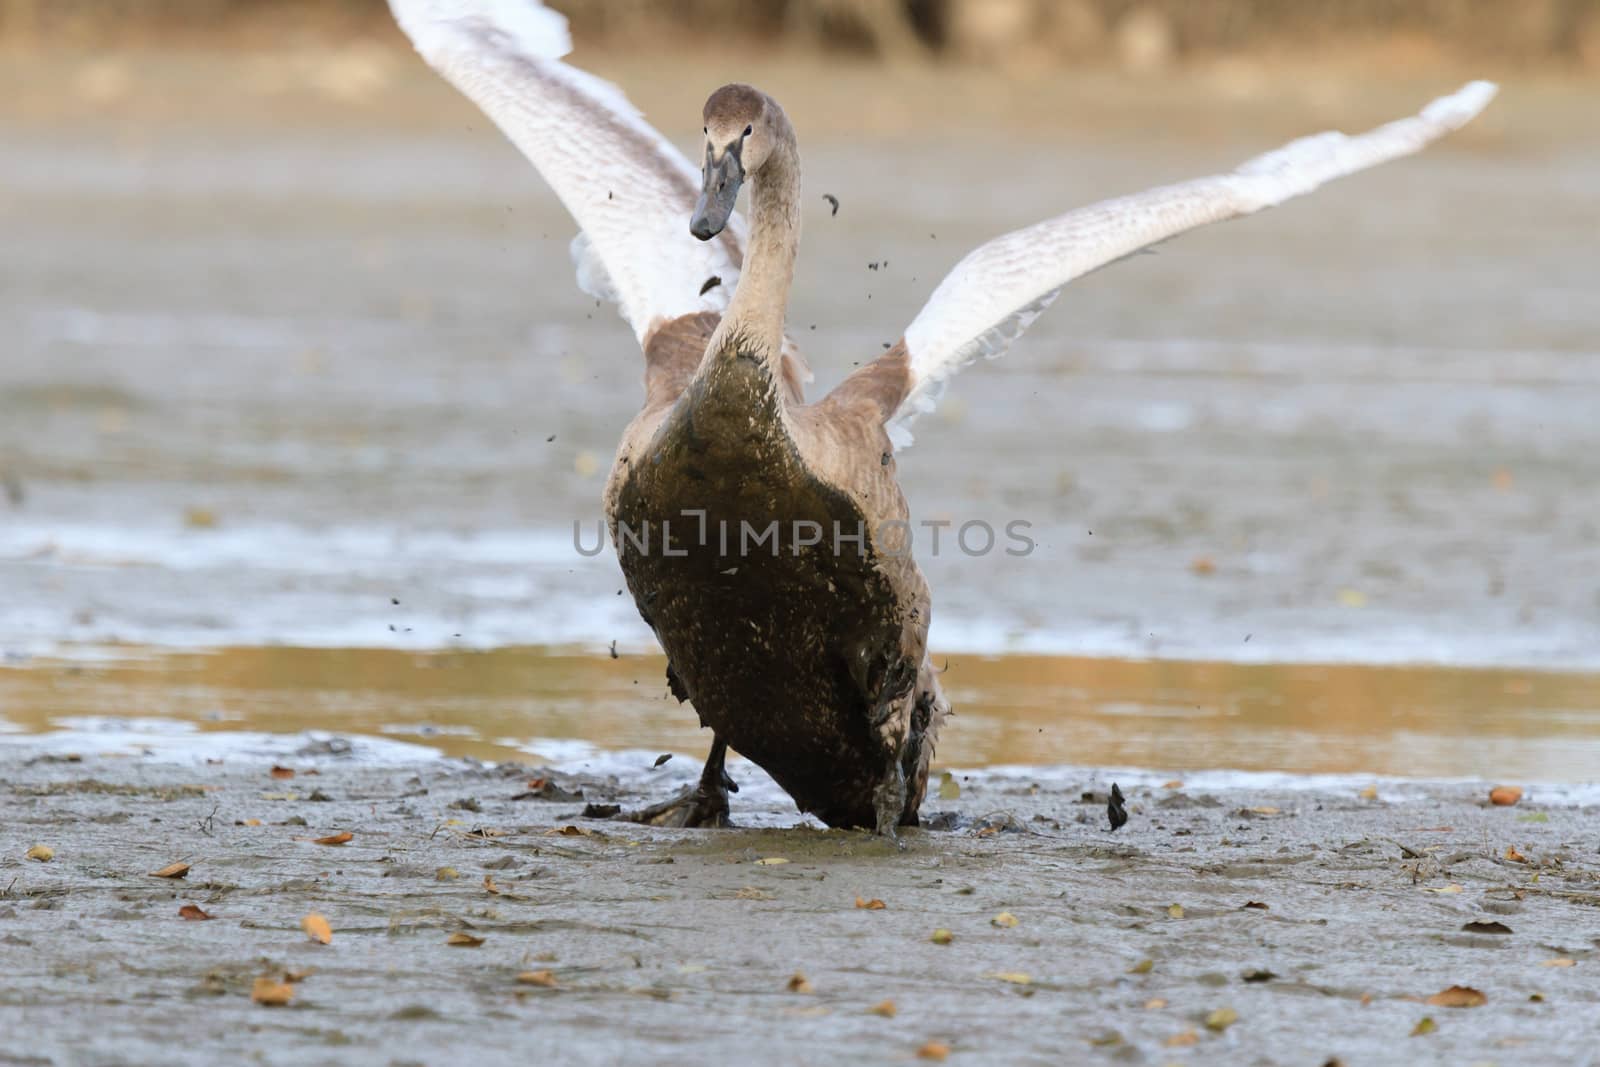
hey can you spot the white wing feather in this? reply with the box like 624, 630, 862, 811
389, 0, 745, 345
890, 80, 1498, 443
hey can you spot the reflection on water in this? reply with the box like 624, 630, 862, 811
3, 646, 1598, 782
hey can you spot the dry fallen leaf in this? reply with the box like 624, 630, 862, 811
251, 976, 295, 1006
1144, 998, 1167, 1010
313, 831, 353, 846
447, 931, 485, 947
1167, 904, 1185, 919
270, 765, 295, 780
1205, 1007, 1239, 1031
1359, 784, 1379, 800
869, 999, 897, 1017
301, 913, 332, 945
754, 857, 789, 866
1241, 900, 1269, 911
1128, 958, 1155, 974
1426, 985, 1487, 1008
1504, 845, 1528, 864
1165, 1029, 1199, 1047
25, 844, 54, 863
855, 896, 886, 910
1190, 555, 1216, 575
916, 1041, 950, 1061
179, 904, 214, 921
1248, 805, 1281, 816
435, 867, 460, 881
483, 875, 501, 896
1424, 884, 1464, 894
149, 861, 191, 879
984, 972, 1032, 985
546, 825, 595, 838
1410, 1016, 1436, 1036
991, 912, 1019, 928
1541, 958, 1576, 968
1461, 920, 1512, 935
1161, 779, 1183, 789
931, 928, 954, 945
184, 506, 218, 529
242, 818, 262, 827
938, 772, 960, 800
786, 972, 813, 994
283, 969, 314, 983
1490, 785, 1523, 806
516, 970, 558, 987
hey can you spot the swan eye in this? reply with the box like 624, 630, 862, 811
743, 125, 752, 137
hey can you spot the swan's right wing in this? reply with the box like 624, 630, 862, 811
390, 0, 745, 346
887, 81, 1498, 444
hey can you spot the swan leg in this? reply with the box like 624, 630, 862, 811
629, 736, 735, 828
872, 754, 908, 846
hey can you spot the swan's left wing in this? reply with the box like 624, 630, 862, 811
886, 80, 1497, 445
390, 0, 744, 345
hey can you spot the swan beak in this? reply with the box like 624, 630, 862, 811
690, 150, 742, 241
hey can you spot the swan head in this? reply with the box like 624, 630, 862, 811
691, 83, 776, 241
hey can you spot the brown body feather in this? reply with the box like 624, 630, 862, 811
605, 317, 945, 828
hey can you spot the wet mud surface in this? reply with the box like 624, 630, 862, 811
3, 746, 1597, 1065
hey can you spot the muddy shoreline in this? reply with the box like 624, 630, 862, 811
3, 742, 1596, 1065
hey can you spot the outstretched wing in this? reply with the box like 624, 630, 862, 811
389, 0, 745, 345
888, 80, 1498, 444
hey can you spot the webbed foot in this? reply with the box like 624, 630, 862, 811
628, 736, 734, 828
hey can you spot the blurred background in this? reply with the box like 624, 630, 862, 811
5, 0, 1600, 66
1, 1, 1597, 776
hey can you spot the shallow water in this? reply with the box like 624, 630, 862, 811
5, 646, 1600, 790
2, 52, 1599, 780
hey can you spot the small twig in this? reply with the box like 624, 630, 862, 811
1385, 837, 1424, 859
196, 801, 219, 837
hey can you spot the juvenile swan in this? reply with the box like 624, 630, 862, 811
391, 0, 1496, 834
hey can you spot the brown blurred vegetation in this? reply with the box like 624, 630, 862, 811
3, 0, 1600, 68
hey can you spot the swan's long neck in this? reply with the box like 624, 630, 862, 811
710, 121, 800, 374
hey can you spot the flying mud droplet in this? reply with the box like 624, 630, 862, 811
1107, 782, 1128, 831
822, 193, 839, 216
